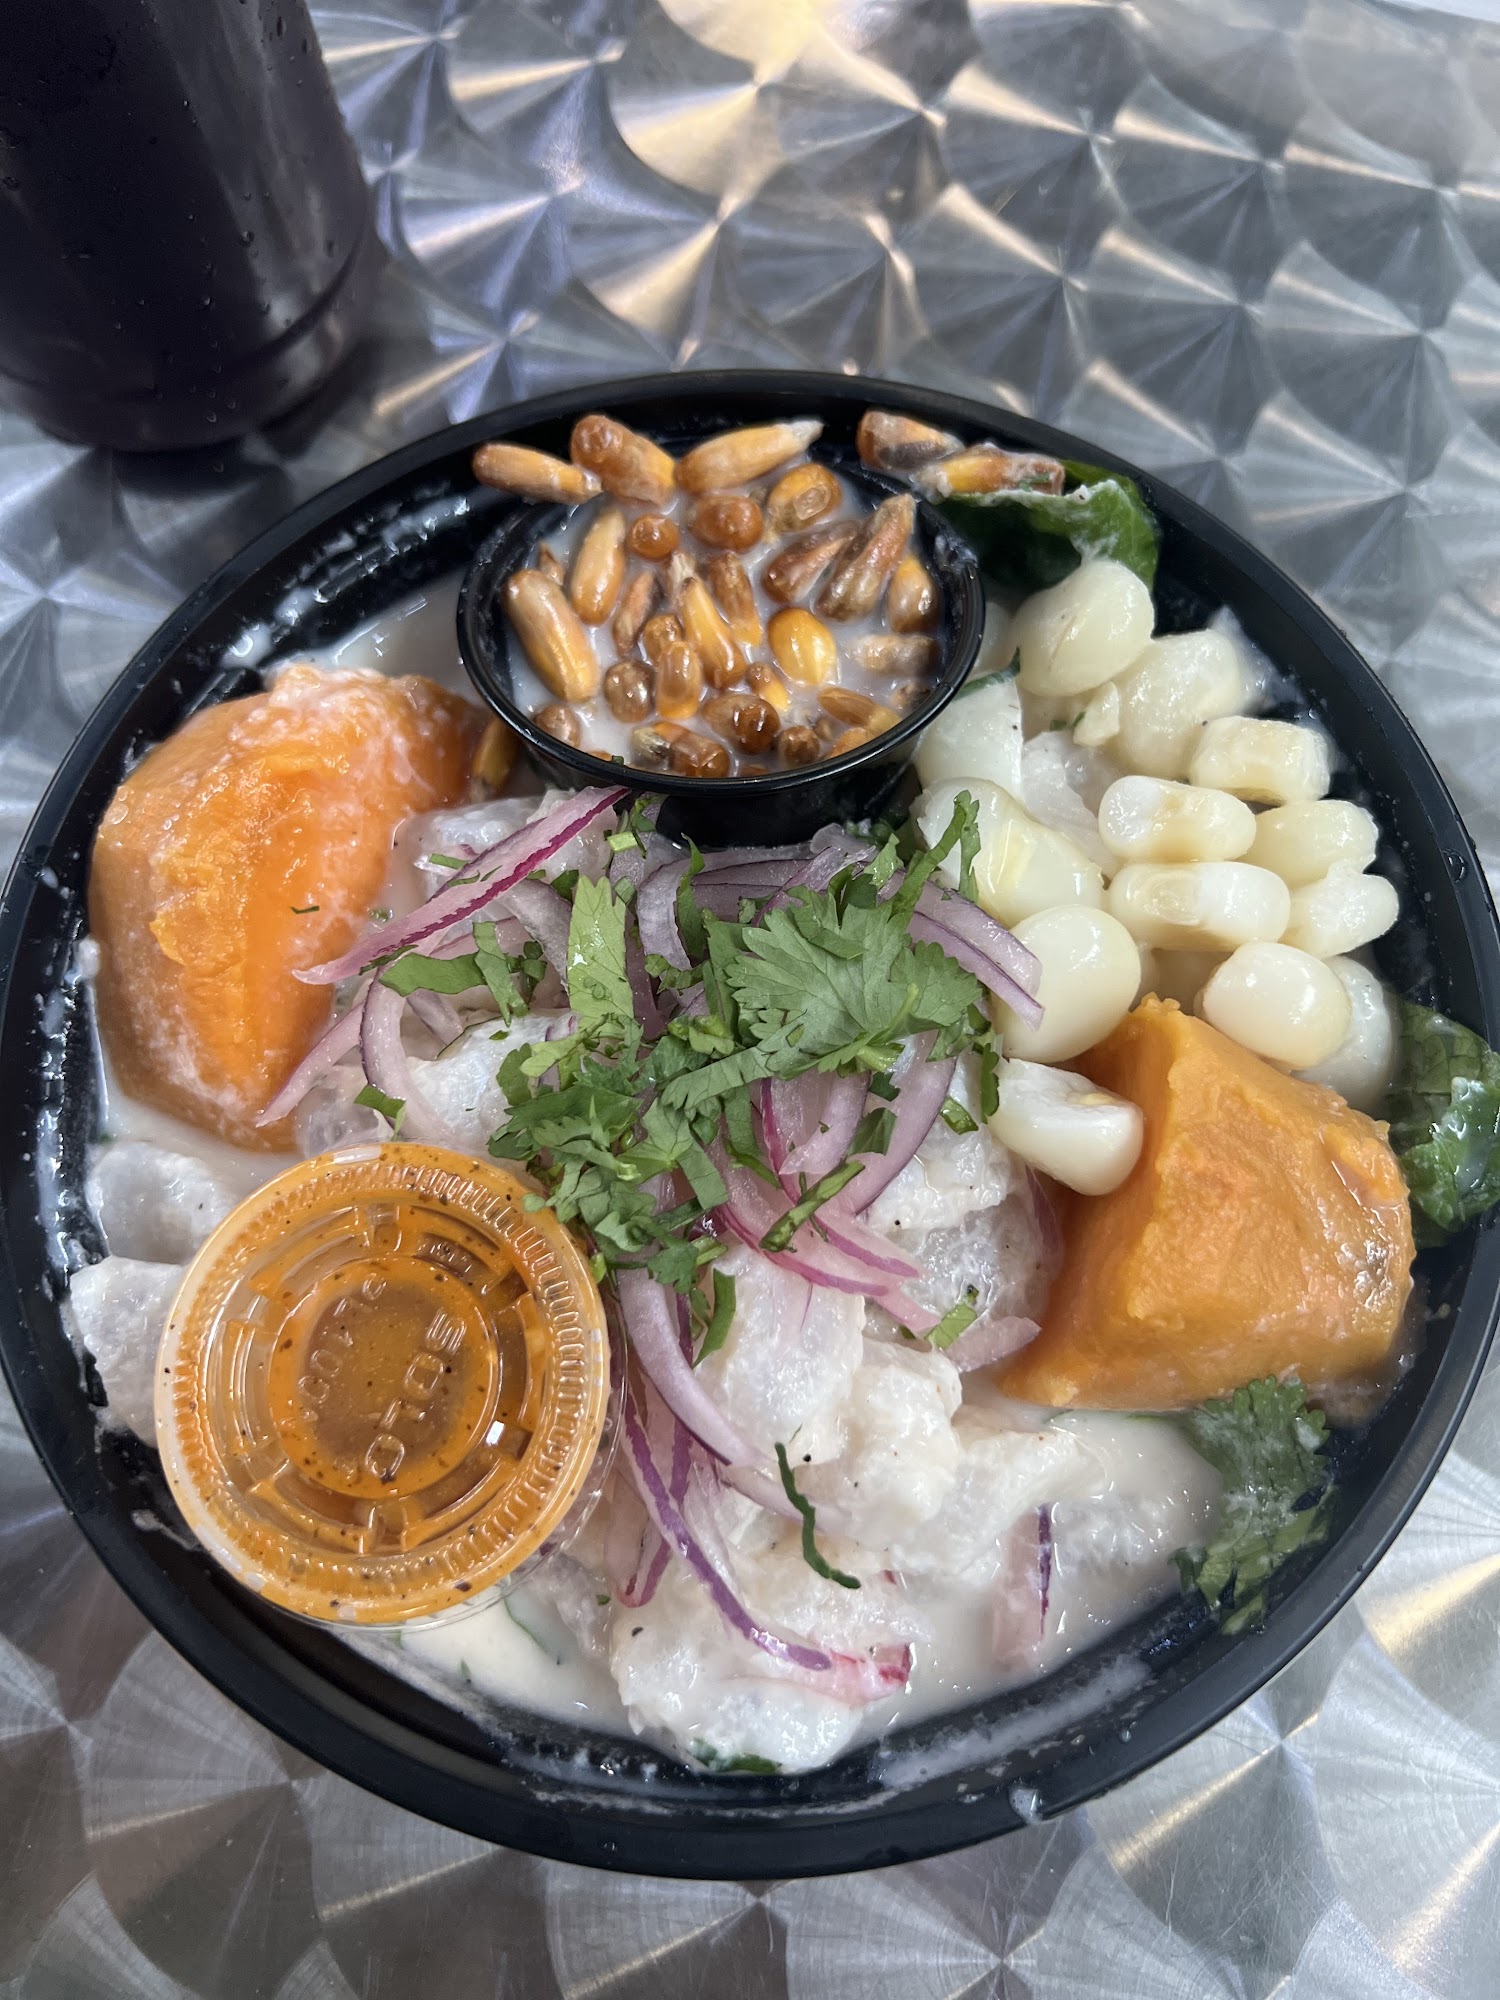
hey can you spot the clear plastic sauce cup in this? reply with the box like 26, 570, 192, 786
154, 1144, 610, 1624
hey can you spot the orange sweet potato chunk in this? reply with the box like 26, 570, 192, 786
90, 665, 482, 1151
999, 996, 1414, 1410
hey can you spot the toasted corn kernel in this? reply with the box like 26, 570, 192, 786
470, 715, 518, 795
674, 566, 746, 689
690, 492, 764, 552
568, 505, 628, 624
473, 442, 600, 503
747, 659, 791, 715
535, 542, 566, 587
914, 443, 1065, 499
815, 494, 914, 621
640, 612, 685, 673
766, 461, 842, 535
768, 607, 838, 686
665, 727, 731, 779
656, 639, 705, 720
780, 725, 820, 767
535, 702, 582, 747
820, 687, 900, 733
855, 409, 961, 472
570, 413, 675, 506
503, 569, 601, 701
888, 555, 938, 633
854, 632, 939, 676
704, 552, 763, 650
761, 520, 858, 604
603, 660, 655, 724
702, 691, 781, 755
675, 420, 823, 494
611, 566, 659, 655
826, 726, 874, 758
627, 512, 679, 561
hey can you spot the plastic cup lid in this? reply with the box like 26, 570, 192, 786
154, 1143, 610, 1624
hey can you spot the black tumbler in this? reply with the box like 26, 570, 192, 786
0, 0, 382, 450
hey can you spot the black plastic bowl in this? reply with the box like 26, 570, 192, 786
456, 439, 985, 847
1, 372, 1498, 1880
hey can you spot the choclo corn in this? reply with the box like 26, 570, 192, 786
1281, 866, 1399, 957
994, 906, 1141, 1064
1013, 558, 1155, 699
1111, 629, 1251, 779
1247, 799, 1379, 886
988, 1058, 1145, 1197
1096, 775, 1256, 864
502, 569, 600, 702
1073, 680, 1120, 747
1198, 942, 1352, 1069
1294, 958, 1399, 1111
1189, 716, 1331, 805
917, 778, 1103, 929
1106, 860, 1291, 950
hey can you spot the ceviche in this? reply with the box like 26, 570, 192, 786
63, 410, 1500, 1777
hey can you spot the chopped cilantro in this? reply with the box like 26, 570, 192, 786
381, 951, 482, 997
693, 1269, 737, 1366
690, 1742, 780, 1774
925, 1289, 979, 1349
607, 828, 642, 855
850, 1106, 895, 1157
760, 1160, 865, 1252
355, 1083, 406, 1134
1174, 1378, 1335, 1634
775, 1443, 860, 1589
566, 876, 637, 1041
940, 1095, 979, 1135
290, 902, 320, 914
427, 853, 466, 870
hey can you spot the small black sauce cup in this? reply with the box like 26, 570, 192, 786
455, 443, 985, 847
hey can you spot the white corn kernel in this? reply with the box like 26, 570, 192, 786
1295, 957, 1398, 1111
1143, 948, 1225, 1008
1107, 861, 1291, 950
1013, 559, 1154, 699
989, 1059, 1144, 1197
1282, 866, 1399, 957
1097, 775, 1255, 864
1112, 629, 1251, 779
1189, 716, 1331, 804
1073, 679, 1120, 747
915, 674, 1023, 799
994, 907, 1142, 1063
917, 780, 1103, 929
1247, 799, 1379, 886
1198, 942, 1352, 1068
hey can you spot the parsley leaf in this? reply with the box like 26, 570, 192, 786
775, 1443, 860, 1589
1174, 1378, 1335, 1634
926, 1290, 979, 1349
381, 951, 482, 997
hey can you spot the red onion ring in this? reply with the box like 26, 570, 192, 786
255, 1002, 364, 1128
358, 980, 466, 1149
616, 1268, 758, 1466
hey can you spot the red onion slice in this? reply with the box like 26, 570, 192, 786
298, 787, 626, 985
616, 1268, 758, 1466
635, 856, 690, 968
255, 1002, 363, 1127
407, 989, 464, 1044
496, 876, 573, 977
358, 980, 466, 1150
837, 1035, 954, 1218
620, 1363, 834, 1676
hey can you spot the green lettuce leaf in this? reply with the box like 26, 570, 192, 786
939, 458, 1158, 591
1387, 999, 1500, 1244
1174, 1377, 1335, 1634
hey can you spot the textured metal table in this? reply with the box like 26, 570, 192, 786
3, 0, 1499, 1992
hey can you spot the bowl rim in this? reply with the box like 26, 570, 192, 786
1, 367, 1498, 1879
453, 444, 985, 802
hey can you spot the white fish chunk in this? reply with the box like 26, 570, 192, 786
62, 1256, 182, 1445
86, 1139, 236, 1263
407, 1011, 572, 1155
801, 1340, 962, 1548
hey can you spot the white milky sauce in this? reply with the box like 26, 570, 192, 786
73, 582, 1231, 1776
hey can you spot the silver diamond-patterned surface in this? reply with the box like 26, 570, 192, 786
2, 0, 1498, 1991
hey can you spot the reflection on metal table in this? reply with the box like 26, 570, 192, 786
2, 1, 1498, 1994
